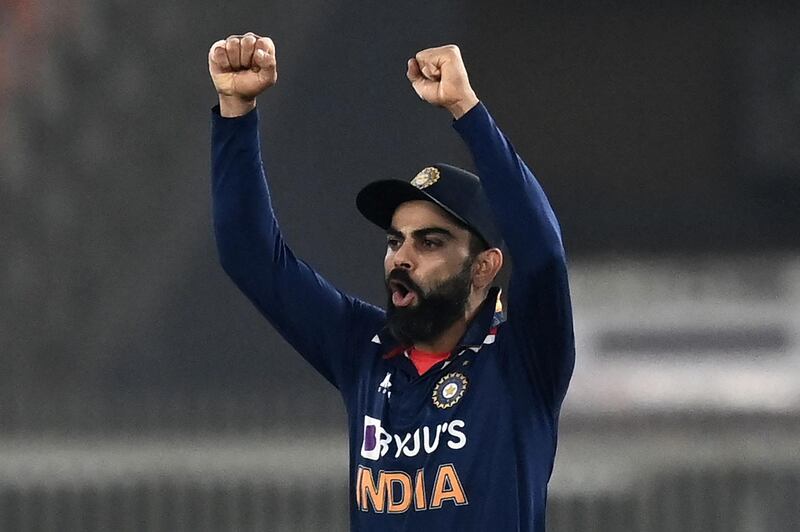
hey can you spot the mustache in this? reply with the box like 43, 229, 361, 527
385, 269, 423, 295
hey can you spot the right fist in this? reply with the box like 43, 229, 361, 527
209, 32, 277, 101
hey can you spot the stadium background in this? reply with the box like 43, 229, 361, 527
1, 1, 799, 530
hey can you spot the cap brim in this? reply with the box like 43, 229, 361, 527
356, 180, 472, 232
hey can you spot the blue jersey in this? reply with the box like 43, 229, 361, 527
211, 102, 575, 531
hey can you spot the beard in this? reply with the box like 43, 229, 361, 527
385, 259, 473, 348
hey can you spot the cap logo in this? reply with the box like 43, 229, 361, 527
410, 167, 441, 189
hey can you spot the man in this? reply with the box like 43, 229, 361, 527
209, 32, 574, 531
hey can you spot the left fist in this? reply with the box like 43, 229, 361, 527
407, 45, 479, 119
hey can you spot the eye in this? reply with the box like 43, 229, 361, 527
421, 238, 442, 249
387, 237, 402, 250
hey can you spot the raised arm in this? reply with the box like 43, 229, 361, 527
408, 46, 575, 408
209, 33, 384, 391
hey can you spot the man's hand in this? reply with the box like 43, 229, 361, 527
407, 45, 479, 120
209, 32, 277, 117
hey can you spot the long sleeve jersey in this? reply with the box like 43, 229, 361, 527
211, 102, 575, 531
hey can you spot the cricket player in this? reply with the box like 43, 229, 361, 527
209, 31, 574, 531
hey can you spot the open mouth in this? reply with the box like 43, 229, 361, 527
388, 279, 417, 308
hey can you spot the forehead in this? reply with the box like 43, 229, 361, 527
390, 200, 468, 236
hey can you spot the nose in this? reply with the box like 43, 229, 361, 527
392, 241, 414, 270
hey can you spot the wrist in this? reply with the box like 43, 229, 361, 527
446, 93, 479, 120
218, 95, 256, 117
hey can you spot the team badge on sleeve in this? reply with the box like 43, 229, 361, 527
432, 372, 468, 409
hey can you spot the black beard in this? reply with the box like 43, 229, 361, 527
385, 260, 473, 347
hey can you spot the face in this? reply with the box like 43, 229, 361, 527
383, 200, 476, 346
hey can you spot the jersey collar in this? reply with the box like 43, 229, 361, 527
373, 286, 505, 353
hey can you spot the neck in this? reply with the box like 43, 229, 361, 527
413, 289, 486, 353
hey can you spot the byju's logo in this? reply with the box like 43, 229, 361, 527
360, 415, 387, 461
360, 415, 467, 461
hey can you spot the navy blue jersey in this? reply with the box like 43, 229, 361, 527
211, 102, 575, 531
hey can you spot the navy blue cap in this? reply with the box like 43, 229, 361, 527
356, 163, 503, 248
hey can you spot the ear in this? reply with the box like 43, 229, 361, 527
471, 248, 503, 289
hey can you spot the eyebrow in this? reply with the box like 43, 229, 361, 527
387, 226, 455, 240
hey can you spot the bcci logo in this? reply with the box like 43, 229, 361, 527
432, 372, 468, 409
410, 167, 441, 189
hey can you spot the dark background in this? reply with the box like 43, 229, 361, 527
2, 2, 798, 429
1, 2, 799, 529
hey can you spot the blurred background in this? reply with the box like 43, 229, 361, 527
2, 1, 800, 530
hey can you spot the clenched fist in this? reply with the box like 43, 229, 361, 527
209, 32, 277, 117
407, 45, 479, 119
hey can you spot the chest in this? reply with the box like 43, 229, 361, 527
353, 343, 512, 464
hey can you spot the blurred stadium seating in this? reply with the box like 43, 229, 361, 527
2, 1, 800, 530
